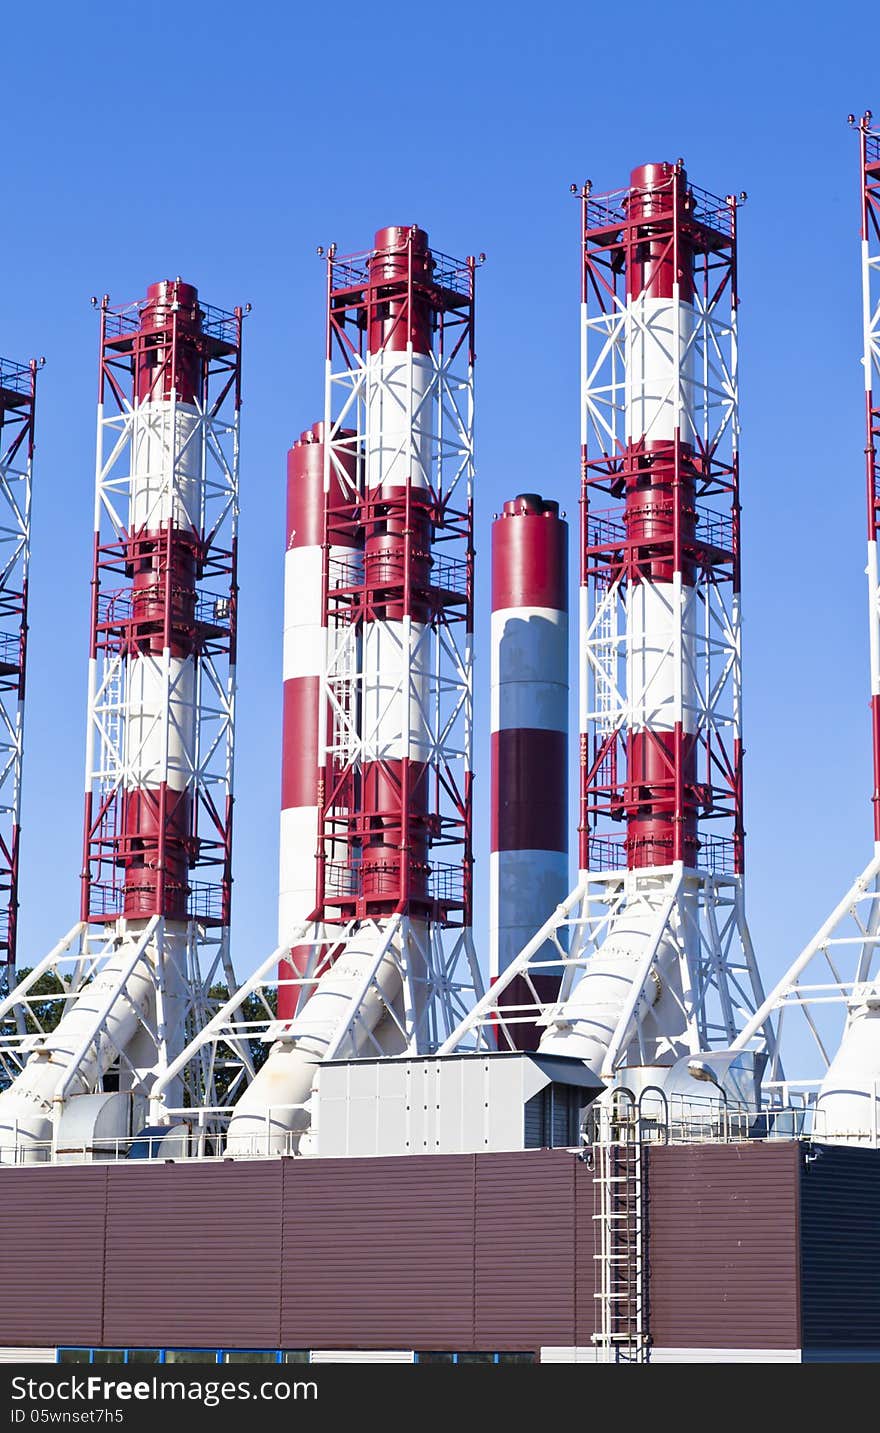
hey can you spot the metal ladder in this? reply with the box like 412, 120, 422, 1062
97, 654, 126, 785
594, 588, 619, 740
592, 1099, 647, 1363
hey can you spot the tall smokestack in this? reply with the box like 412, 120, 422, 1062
0, 282, 244, 1159
490, 493, 568, 1049
440, 162, 770, 1092
214, 226, 483, 1155
277, 423, 359, 1020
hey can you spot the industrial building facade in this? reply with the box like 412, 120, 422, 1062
1, 1142, 877, 1364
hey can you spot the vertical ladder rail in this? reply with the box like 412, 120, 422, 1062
592, 1099, 648, 1363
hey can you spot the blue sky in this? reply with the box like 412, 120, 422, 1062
2, 1, 877, 1037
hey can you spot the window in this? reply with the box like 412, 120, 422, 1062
56, 1345, 537, 1368
222, 1352, 279, 1364
415, 1351, 535, 1364
58, 1348, 279, 1365
164, 1351, 219, 1364
58, 1349, 157, 1364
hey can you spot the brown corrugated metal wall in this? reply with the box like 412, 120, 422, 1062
0, 1144, 801, 1354
103, 1161, 284, 1350
280, 1155, 478, 1349
475, 1148, 590, 1350
0, 1151, 592, 1352
646, 1141, 801, 1350
3, 1167, 107, 1349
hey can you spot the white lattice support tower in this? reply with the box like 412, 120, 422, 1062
441, 165, 772, 1101
0, 356, 38, 1001
712, 114, 880, 1145
0, 284, 246, 1162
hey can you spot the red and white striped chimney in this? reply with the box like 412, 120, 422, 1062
358, 225, 435, 916
490, 493, 568, 1049
121, 279, 204, 926
278, 422, 358, 1020
622, 162, 699, 870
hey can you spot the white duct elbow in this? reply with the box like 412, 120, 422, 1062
0, 949, 157, 1165
538, 904, 680, 1076
225, 929, 405, 1158
815, 1004, 880, 1144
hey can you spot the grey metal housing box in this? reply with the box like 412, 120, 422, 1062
311, 1051, 602, 1158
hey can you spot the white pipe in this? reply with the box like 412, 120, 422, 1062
225, 922, 404, 1157
0, 919, 160, 1164
816, 1004, 880, 1144
52, 918, 159, 1101
320, 917, 401, 1061
597, 886, 680, 1078
538, 890, 684, 1074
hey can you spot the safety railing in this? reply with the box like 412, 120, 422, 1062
86, 880, 224, 923
323, 860, 465, 905
585, 181, 734, 239
96, 588, 231, 631
0, 1101, 311, 1167
585, 504, 734, 556
330, 246, 472, 300
587, 833, 735, 878
586, 834, 627, 874
2, 1086, 877, 1166
327, 551, 468, 598
103, 300, 239, 347
0, 358, 32, 397
697, 834, 736, 876
581, 1087, 828, 1150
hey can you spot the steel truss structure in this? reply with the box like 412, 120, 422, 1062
441, 167, 771, 1077
0, 288, 245, 1126
0, 356, 37, 999
720, 114, 880, 1133
83, 293, 241, 940
152, 233, 485, 1136
313, 236, 482, 1032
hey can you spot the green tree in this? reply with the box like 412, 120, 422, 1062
4, 967, 67, 1035
203, 983, 278, 1104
